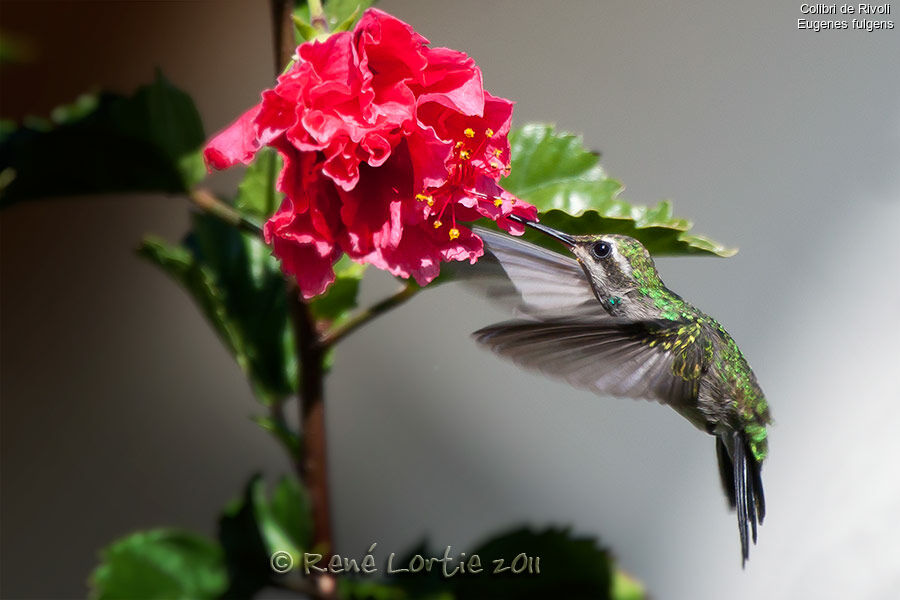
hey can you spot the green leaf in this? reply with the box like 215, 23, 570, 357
383, 527, 641, 600
342, 526, 645, 600
452, 527, 613, 600
255, 475, 313, 559
294, 0, 373, 34
90, 529, 227, 600
381, 539, 456, 599
333, 5, 363, 33
309, 255, 366, 323
235, 147, 283, 219
502, 124, 736, 257
0, 72, 205, 206
138, 213, 297, 405
611, 569, 647, 600
112, 70, 206, 187
49, 93, 101, 124
292, 14, 320, 42
341, 577, 454, 600
218, 475, 313, 597
251, 415, 301, 458
218, 477, 273, 598
309, 255, 367, 375
338, 579, 423, 600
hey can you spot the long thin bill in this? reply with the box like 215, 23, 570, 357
507, 214, 576, 247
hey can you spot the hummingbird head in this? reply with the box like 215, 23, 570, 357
508, 215, 664, 300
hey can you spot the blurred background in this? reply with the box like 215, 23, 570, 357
2, 1, 899, 598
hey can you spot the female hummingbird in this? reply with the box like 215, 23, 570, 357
472, 217, 770, 565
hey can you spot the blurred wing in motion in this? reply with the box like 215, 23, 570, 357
464, 227, 603, 318
473, 317, 709, 407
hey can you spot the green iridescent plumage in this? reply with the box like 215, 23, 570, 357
602, 235, 769, 460
471, 221, 771, 565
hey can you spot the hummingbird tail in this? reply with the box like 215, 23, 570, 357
716, 432, 765, 567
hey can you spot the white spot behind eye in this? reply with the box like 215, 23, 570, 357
612, 245, 631, 277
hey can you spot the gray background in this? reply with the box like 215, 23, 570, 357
2, 1, 899, 598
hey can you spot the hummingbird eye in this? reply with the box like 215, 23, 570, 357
590, 240, 612, 260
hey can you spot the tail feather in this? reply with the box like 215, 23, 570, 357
716, 436, 736, 509
717, 432, 765, 566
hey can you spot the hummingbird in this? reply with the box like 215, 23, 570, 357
471, 216, 770, 565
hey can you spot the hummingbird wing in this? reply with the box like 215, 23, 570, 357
473, 317, 710, 407
465, 227, 605, 318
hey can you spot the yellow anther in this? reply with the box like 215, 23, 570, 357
491, 161, 501, 170
459, 149, 471, 160
485, 128, 494, 137
449, 228, 460, 240
493, 198, 503, 207
455, 141, 464, 148
415, 193, 433, 203
433, 220, 442, 229
493, 148, 503, 157
464, 127, 475, 138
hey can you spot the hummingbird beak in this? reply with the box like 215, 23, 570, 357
507, 214, 576, 247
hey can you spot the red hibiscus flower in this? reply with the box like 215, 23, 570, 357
204, 8, 536, 298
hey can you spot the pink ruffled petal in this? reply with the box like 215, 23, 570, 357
203, 105, 262, 170
204, 8, 536, 297
265, 210, 341, 299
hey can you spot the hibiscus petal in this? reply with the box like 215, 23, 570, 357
377, 225, 441, 285
338, 146, 412, 253
203, 105, 262, 170
208, 7, 529, 297
299, 32, 360, 103
255, 90, 298, 146
266, 210, 341, 299
355, 8, 429, 87
497, 195, 539, 236
417, 47, 485, 117
321, 140, 361, 191
404, 127, 452, 190
362, 132, 393, 167
271, 139, 312, 214
436, 224, 483, 263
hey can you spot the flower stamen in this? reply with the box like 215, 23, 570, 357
463, 127, 475, 138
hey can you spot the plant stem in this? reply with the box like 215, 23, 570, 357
288, 292, 334, 556
188, 188, 263, 238
270, 3, 336, 598
308, 0, 328, 32
270, 0, 296, 74
321, 283, 419, 348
